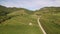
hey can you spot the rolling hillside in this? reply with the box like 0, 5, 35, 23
35, 7, 60, 34
0, 5, 60, 34
0, 5, 43, 34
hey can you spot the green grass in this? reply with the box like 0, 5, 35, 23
1, 5, 60, 34
0, 11, 43, 34
40, 13, 60, 34
0, 25, 43, 34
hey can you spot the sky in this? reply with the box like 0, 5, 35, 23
0, 0, 60, 10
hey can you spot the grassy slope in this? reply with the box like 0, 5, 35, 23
34, 7, 60, 34
0, 11, 43, 34
0, 5, 60, 34
39, 13, 60, 34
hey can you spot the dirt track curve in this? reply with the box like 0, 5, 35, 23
37, 18, 46, 34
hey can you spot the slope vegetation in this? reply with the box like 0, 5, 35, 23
0, 5, 60, 34
0, 5, 43, 34
35, 7, 60, 34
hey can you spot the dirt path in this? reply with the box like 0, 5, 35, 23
37, 18, 46, 34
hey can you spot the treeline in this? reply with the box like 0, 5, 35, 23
0, 5, 21, 23
0, 5, 11, 23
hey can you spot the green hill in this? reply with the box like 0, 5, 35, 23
35, 7, 60, 34
0, 5, 43, 34
0, 5, 34, 23
0, 5, 60, 34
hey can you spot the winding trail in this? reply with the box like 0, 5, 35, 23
37, 18, 46, 34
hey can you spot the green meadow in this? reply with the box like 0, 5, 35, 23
0, 5, 60, 34
0, 8, 43, 34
